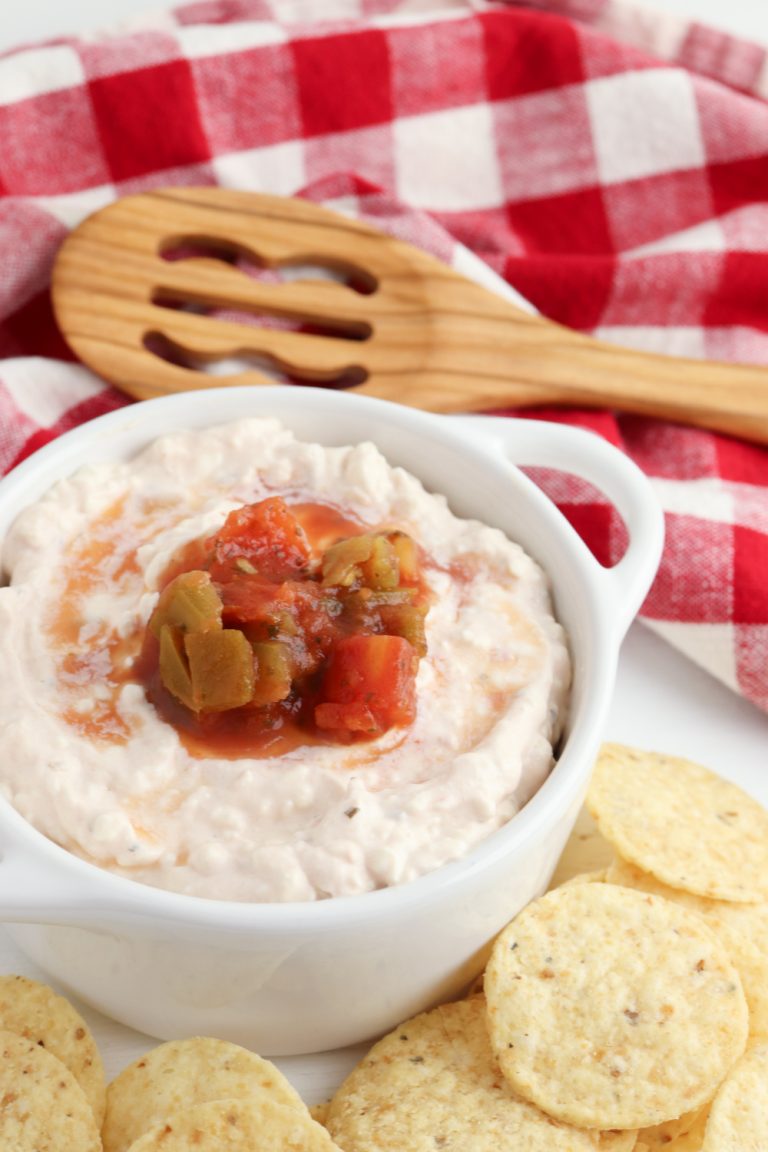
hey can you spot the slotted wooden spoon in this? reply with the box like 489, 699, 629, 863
51, 186, 768, 442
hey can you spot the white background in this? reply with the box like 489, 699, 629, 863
0, 0, 767, 1105
0, 0, 766, 52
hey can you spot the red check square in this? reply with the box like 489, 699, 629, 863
1, 291, 73, 363
704, 252, 765, 331
480, 8, 585, 101
291, 30, 393, 137
88, 60, 211, 181
709, 155, 768, 217
716, 437, 768, 486
733, 524, 768, 624
506, 185, 612, 255
558, 501, 619, 566
504, 247, 614, 330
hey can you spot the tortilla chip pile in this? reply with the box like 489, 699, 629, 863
102, 1036, 343, 1151
0, 974, 105, 1151
322, 744, 768, 1152
1, 743, 766, 1151
0, 983, 342, 1150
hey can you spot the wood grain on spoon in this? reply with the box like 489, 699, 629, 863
51, 187, 768, 443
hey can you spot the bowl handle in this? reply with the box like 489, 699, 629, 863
465, 416, 665, 640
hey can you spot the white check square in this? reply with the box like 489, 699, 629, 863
178, 20, 287, 59
586, 69, 705, 185
394, 104, 503, 211
0, 45, 84, 105
213, 140, 306, 196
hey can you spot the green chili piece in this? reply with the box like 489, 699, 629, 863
149, 570, 223, 638
321, 535, 374, 587
184, 629, 255, 712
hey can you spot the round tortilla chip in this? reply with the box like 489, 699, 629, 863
701, 1042, 768, 1151
587, 744, 768, 903
0, 974, 106, 1126
124, 1097, 341, 1151
548, 807, 614, 890
326, 997, 635, 1151
608, 855, 768, 1038
0, 1027, 101, 1151
103, 1036, 304, 1152
485, 884, 748, 1131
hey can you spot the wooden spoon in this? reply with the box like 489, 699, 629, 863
51, 186, 768, 443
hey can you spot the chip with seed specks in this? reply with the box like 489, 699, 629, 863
608, 855, 768, 1038
0, 1027, 101, 1151
102, 1036, 304, 1152
485, 883, 748, 1131
124, 1097, 343, 1151
701, 1042, 768, 1151
587, 744, 768, 903
326, 997, 636, 1152
0, 974, 106, 1126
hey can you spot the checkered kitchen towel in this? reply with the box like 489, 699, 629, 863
1, 0, 767, 710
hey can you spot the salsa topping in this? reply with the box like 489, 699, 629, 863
144, 496, 429, 748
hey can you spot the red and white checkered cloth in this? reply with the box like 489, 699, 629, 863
1, 0, 768, 710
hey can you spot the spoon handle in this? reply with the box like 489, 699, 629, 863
362, 298, 768, 443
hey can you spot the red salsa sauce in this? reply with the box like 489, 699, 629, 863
137, 496, 431, 758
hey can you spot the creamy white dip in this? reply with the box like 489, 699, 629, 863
0, 419, 570, 902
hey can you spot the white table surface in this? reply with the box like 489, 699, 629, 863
0, 0, 767, 1110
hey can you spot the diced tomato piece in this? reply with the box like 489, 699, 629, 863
209, 497, 311, 583
317, 634, 417, 733
220, 579, 294, 628
315, 701, 378, 733
290, 583, 339, 648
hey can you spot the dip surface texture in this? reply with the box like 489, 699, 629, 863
0, 420, 570, 902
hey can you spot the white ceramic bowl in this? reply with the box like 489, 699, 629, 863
0, 386, 663, 1055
